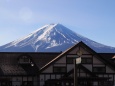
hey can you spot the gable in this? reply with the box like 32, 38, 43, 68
68, 45, 91, 55
40, 41, 115, 74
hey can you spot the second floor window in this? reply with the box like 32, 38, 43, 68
81, 58, 92, 64
19, 55, 31, 64
53, 67, 66, 73
93, 67, 106, 73
67, 58, 74, 64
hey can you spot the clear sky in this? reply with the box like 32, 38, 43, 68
0, 0, 115, 47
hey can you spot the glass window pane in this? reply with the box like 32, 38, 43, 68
54, 67, 66, 73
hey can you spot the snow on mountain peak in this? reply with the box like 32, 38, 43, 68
9, 24, 59, 45
2, 23, 71, 49
32, 23, 58, 33
0, 23, 115, 53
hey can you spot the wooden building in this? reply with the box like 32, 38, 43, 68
0, 52, 60, 86
0, 41, 115, 86
39, 41, 115, 86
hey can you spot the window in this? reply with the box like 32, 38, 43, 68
23, 56, 30, 62
82, 58, 92, 64
19, 55, 31, 64
67, 58, 74, 64
99, 81, 113, 86
93, 67, 105, 73
53, 67, 66, 73
22, 81, 33, 86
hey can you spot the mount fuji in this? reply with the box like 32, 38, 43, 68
0, 23, 115, 53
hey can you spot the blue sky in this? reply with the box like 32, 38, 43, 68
0, 0, 115, 47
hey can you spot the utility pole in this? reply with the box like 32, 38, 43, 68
74, 59, 78, 86
74, 50, 82, 86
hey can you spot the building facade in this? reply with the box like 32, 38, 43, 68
0, 41, 115, 86
0, 52, 60, 86
39, 41, 115, 86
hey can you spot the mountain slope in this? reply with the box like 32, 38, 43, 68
0, 23, 115, 53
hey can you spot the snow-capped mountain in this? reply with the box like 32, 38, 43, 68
0, 23, 115, 53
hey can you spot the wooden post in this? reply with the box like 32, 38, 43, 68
74, 59, 78, 86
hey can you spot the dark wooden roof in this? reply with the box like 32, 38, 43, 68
99, 53, 115, 59
0, 52, 60, 75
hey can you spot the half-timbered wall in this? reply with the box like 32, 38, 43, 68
40, 42, 115, 86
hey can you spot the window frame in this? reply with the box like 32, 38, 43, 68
66, 57, 74, 64
53, 66, 66, 73
18, 55, 31, 64
81, 58, 92, 64
93, 67, 106, 73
